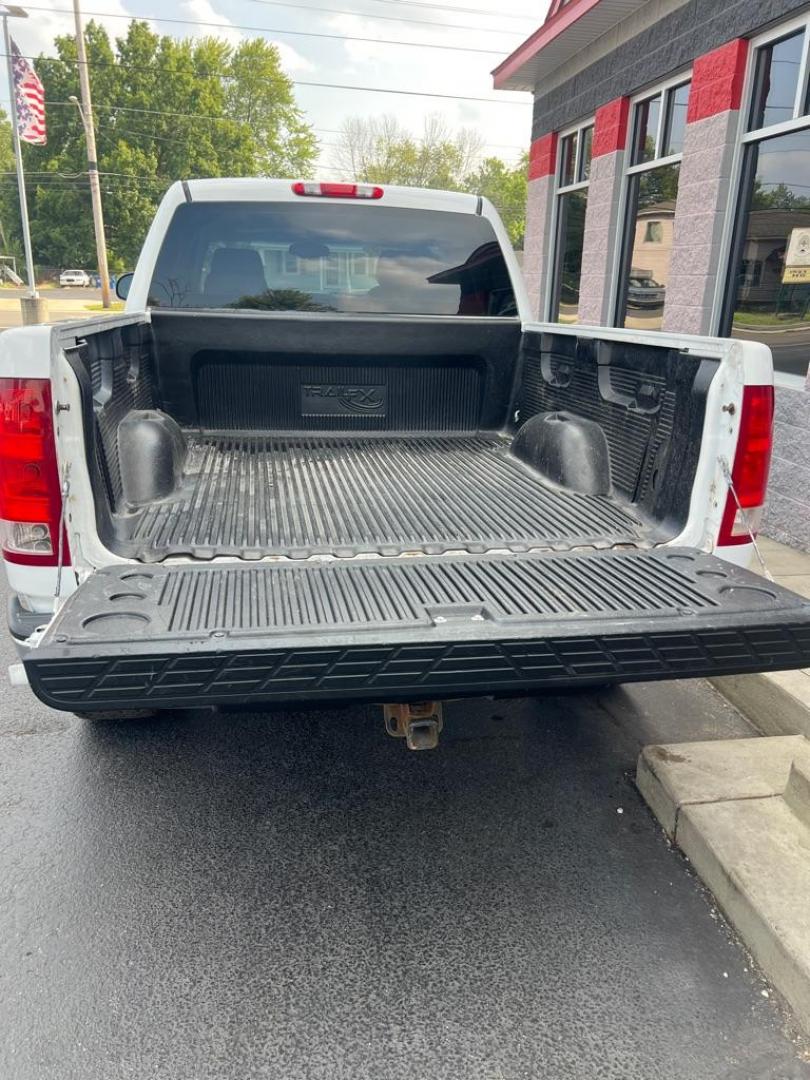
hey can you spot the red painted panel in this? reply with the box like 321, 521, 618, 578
688, 39, 749, 123
528, 132, 558, 180
592, 97, 630, 157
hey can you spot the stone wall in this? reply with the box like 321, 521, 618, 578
764, 387, 810, 554
531, 0, 804, 140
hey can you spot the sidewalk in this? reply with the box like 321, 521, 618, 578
0, 296, 121, 330
712, 535, 810, 739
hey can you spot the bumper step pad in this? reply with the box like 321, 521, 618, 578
25, 549, 810, 711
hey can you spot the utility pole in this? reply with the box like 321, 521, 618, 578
1, 6, 37, 302
71, 0, 110, 308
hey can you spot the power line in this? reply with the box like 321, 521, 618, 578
3, 51, 530, 105
294, 78, 528, 102
339, 0, 535, 20
13, 86, 529, 123
240, 0, 524, 35
20, 5, 509, 55
312, 125, 524, 149
94, 119, 524, 154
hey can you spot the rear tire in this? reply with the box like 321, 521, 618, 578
73, 709, 159, 722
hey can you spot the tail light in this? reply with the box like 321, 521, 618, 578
717, 384, 774, 546
0, 377, 68, 566
291, 181, 384, 199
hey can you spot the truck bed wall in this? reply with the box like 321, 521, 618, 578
151, 311, 523, 433
518, 328, 716, 536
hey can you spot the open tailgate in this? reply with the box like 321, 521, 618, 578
23, 549, 810, 711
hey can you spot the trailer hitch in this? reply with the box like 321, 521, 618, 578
383, 701, 444, 751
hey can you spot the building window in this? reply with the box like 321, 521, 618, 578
739, 259, 763, 288
549, 120, 593, 324
616, 78, 691, 330
724, 19, 810, 379
749, 30, 805, 131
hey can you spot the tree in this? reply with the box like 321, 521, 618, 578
463, 154, 528, 248
1, 20, 318, 271
332, 113, 482, 190
332, 115, 528, 248
0, 111, 21, 259
225, 38, 315, 177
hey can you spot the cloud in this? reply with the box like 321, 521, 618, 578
174, 0, 241, 45
166, 0, 313, 71
268, 41, 314, 73
9, 0, 143, 59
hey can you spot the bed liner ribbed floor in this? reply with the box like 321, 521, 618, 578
125, 433, 647, 561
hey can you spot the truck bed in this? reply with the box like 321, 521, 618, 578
128, 432, 646, 561
62, 312, 713, 565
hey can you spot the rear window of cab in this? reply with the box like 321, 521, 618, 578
147, 201, 517, 317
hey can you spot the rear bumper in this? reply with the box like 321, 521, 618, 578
22, 550, 810, 712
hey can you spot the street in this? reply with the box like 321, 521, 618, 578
1, 570, 809, 1079
0, 286, 108, 330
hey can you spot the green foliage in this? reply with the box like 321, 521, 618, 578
333, 115, 527, 249
0, 20, 317, 272
637, 163, 680, 210
751, 179, 810, 211
230, 289, 335, 312
462, 154, 528, 249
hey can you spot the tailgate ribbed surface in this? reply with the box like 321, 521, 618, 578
158, 550, 715, 634
129, 435, 644, 560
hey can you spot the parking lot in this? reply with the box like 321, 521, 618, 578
1, 572, 809, 1080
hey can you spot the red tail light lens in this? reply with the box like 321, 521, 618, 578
717, 384, 774, 546
0, 377, 68, 566
291, 181, 384, 199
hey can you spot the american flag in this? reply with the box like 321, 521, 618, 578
11, 39, 46, 146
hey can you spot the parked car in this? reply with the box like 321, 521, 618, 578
59, 269, 91, 288
627, 274, 666, 309
1, 178, 809, 731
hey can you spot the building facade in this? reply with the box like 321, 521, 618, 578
495, 0, 810, 552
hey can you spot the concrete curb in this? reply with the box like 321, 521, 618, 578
637, 736, 810, 1035
711, 672, 810, 739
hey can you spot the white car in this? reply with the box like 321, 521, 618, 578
59, 269, 91, 288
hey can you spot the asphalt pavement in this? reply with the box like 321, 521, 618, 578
1, 570, 809, 1079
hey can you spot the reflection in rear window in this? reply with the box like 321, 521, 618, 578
147, 201, 517, 317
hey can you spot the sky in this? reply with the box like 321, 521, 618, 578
1, 0, 549, 175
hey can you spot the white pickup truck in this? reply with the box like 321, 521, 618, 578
1, 178, 808, 736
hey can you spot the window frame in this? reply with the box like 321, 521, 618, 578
714, 13, 810, 388
545, 116, 594, 323
612, 71, 692, 328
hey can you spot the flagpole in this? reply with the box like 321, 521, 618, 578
2, 11, 37, 299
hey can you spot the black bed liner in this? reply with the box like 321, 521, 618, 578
25, 549, 810, 711
124, 433, 647, 561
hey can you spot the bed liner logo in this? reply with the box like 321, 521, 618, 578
301, 382, 387, 416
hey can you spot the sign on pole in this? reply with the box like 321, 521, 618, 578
783, 227, 810, 285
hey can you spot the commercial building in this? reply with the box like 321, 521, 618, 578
494, 0, 810, 551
